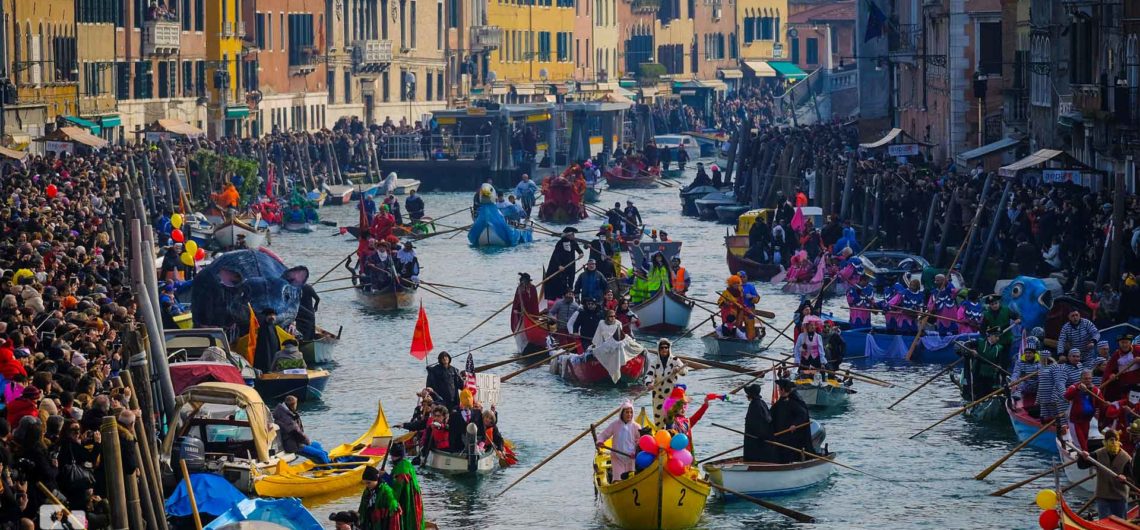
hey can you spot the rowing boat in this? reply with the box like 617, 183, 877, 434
253, 399, 393, 498
282, 222, 315, 233
632, 288, 693, 334
354, 283, 418, 311
724, 239, 783, 281
585, 181, 604, 203
714, 205, 749, 225
604, 166, 660, 188
594, 431, 709, 529
694, 191, 737, 220
511, 304, 550, 354
325, 185, 355, 205
950, 369, 1006, 423
1007, 396, 1057, 453
699, 333, 764, 357
424, 447, 499, 475
794, 378, 854, 410
1055, 497, 1140, 529
549, 348, 647, 386
213, 218, 269, 249
628, 240, 683, 265
255, 369, 331, 402
703, 455, 833, 498
680, 186, 718, 217
469, 202, 533, 247
299, 327, 338, 365
841, 327, 977, 364
1057, 437, 1095, 495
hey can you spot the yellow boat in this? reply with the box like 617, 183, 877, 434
253, 399, 394, 498
173, 312, 193, 329
593, 410, 709, 530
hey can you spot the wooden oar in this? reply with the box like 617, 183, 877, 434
407, 280, 467, 307
317, 283, 364, 294
314, 251, 356, 284
729, 363, 797, 395
773, 421, 812, 438
501, 346, 568, 382
973, 418, 1057, 480
37, 482, 87, 529
420, 281, 500, 294
706, 481, 816, 523
680, 293, 777, 320
428, 205, 478, 223
989, 460, 1080, 496
735, 352, 895, 388
887, 358, 964, 410
313, 275, 357, 285
465, 322, 542, 354
909, 371, 1037, 439
458, 261, 578, 340
1062, 441, 1140, 495
710, 423, 889, 482
1059, 473, 1095, 497
497, 400, 633, 497
701, 444, 744, 463
475, 344, 564, 373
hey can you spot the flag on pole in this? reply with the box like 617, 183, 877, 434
864, 0, 887, 43
245, 303, 259, 366
463, 352, 478, 397
410, 303, 434, 360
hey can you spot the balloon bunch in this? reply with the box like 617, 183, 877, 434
178, 240, 206, 266
634, 430, 695, 477
1034, 489, 1059, 529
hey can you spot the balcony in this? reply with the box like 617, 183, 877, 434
352, 40, 394, 73
222, 21, 234, 37
1057, 93, 1073, 116
631, 0, 660, 13
471, 26, 503, 51
1072, 86, 1102, 116
289, 46, 320, 76
144, 20, 181, 56
889, 23, 920, 61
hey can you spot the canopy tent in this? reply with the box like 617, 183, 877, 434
149, 118, 206, 138
36, 126, 109, 150
0, 145, 28, 161
998, 149, 1067, 176
742, 61, 777, 77
768, 61, 808, 80
955, 136, 1023, 169
998, 148, 1104, 189
62, 115, 101, 135
718, 68, 744, 79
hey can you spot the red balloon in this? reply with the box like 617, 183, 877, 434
194, 248, 206, 261
171, 229, 185, 243
1039, 509, 1060, 530
665, 457, 686, 476
46, 184, 58, 198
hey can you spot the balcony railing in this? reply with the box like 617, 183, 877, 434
353, 40, 394, 73
1072, 87, 1102, 115
144, 20, 181, 56
222, 21, 234, 37
471, 26, 503, 51
632, 0, 660, 12
889, 24, 920, 56
379, 134, 492, 161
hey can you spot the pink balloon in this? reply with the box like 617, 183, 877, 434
672, 449, 693, 467
638, 435, 657, 454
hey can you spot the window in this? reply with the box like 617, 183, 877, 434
1030, 35, 1051, 107
400, 69, 407, 101
398, 0, 405, 47
791, 37, 799, 64
760, 17, 773, 40
158, 61, 170, 98
266, 13, 272, 49
744, 17, 753, 43
255, 14, 266, 49
806, 38, 818, 64
539, 32, 551, 62
657, 44, 684, 74
437, 2, 443, 49
426, 71, 433, 100
183, 61, 193, 95
182, 0, 191, 30
134, 60, 152, 99
195, 0, 204, 30
977, 22, 1002, 76
287, 14, 315, 66
134, 0, 143, 29
557, 33, 569, 62
344, 71, 352, 102
280, 13, 285, 52
730, 33, 737, 59
448, 0, 458, 28
53, 34, 78, 82
437, 73, 443, 101
116, 62, 130, 99
383, 70, 390, 102
411, 1, 417, 48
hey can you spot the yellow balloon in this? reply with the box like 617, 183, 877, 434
180, 252, 195, 267
1035, 489, 1057, 511
171, 213, 184, 229
184, 240, 199, 255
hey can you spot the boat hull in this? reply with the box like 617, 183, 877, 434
213, 220, 269, 249
633, 289, 694, 334
704, 456, 833, 497
841, 327, 976, 364
1007, 398, 1058, 453
594, 448, 709, 530
551, 352, 646, 386
354, 286, 418, 311
325, 186, 355, 205
255, 370, 331, 402
282, 222, 314, 233
512, 309, 550, 354
1057, 438, 1095, 495
680, 186, 719, 217
714, 205, 748, 225
585, 183, 604, 203
724, 243, 784, 281
300, 333, 336, 365
424, 449, 499, 475
795, 382, 853, 410
700, 333, 763, 357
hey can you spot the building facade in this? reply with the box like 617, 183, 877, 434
737, 0, 786, 82
205, 0, 250, 137
487, 0, 576, 101
77, 0, 120, 142
245, 0, 328, 135
3, 0, 79, 143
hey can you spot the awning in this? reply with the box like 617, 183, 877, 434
700, 79, 728, 91
955, 136, 1022, 167
490, 85, 510, 95
718, 69, 744, 79
743, 61, 777, 77
543, 94, 558, 102
225, 106, 250, 119
63, 116, 101, 135
156, 118, 206, 138
57, 126, 109, 149
619, 79, 638, 88
768, 61, 808, 80
998, 149, 1065, 177
0, 145, 27, 161
99, 115, 122, 128
640, 87, 658, 97
512, 84, 538, 96
859, 128, 903, 149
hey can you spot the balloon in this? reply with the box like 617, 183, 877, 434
1035, 489, 1058, 511
638, 435, 657, 454
654, 430, 671, 449
1038, 509, 1059, 530
170, 213, 184, 229
665, 457, 686, 476
184, 240, 199, 255
180, 252, 195, 267
171, 229, 185, 243
195, 248, 206, 261
670, 433, 689, 451
46, 184, 58, 198
672, 449, 693, 467
635, 451, 656, 471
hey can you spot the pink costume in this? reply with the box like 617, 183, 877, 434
598, 406, 641, 479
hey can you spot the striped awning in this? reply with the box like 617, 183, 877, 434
742, 61, 776, 77
57, 126, 109, 149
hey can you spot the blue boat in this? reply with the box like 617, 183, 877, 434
1006, 397, 1057, 453
841, 327, 980, 364
1100, 323, 1140, 347
468, 202, 533, 247
204, 498, 323, 530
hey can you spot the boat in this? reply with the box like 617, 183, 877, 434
724, 245, 784, 281
511, 298, 551, 354
585, 181, 605, 203
1054, 497, 1140, 530
424, 444, 500, 475
680, 185, 719, 217
200, 497, 324, 530
468, 200, 534, 247
1056, 437, 1095, 495
255, 369, 331, 402
165, 328, 257, 390
704, 455, 833, 498
632, 288, 694, 334
604, 165, 660, 188
950, 349, 1007, 423
714, 204, 749, 225
593, 412, 709, 530
282, 222, 315, 233
362, 174, 422, 196
253, 399, 393, 498
213, 218, 269, 249
299, 326, 338, 365
172, 312, 194, 329
393, 217, 437, 237
685, 130, 729, 157
325, 185, 355, 205
654, 134, 702, 163
549, 341, 648, 386
538, 170, 589, 224
1007, 396, 1058, 453
700, 332, 764, 357
390, 178, 421, 195
794, 378, 854, 410
841, 327, 979, 364
628, 240, 684, 266
184, 213, 216, 249
354, 282, 419, 310
694, 191, 738, 220
306, 190, 327, 207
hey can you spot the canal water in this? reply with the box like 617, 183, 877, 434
268, 168, 1060, 529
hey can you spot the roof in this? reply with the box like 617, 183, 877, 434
54, 126, 110, 149
789, 1, 856, 24
955, 136, 1023, 166
998, 149, 1094, 177
0, 145, 27, 161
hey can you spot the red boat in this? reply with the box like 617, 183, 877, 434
538, 167, 589, 224
551, 351, 646, 386
1057, 497, 1140, 529
511, 283, 551, 354
604, 157, 660, 188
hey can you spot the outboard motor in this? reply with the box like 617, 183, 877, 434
172, 436, 207, 473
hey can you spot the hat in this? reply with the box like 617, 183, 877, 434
518, 272, 532, 282
620, 399, 634, 411
657, 338, 671, 347
282, 338, 299, 347
985, 294, 1001, 304
1024, 336, 1040, 350
1098, 340, 1110, 349
402, 241, 415, 248
587, 258, 596, 264
1121, 334, 1136, 342
726, 275, 742, 286
743, 383, 764, 398
986, 326, 1001, 335
736, 270, 748, 278
562, 227, 579, 234
362, 466, 381, 482
1069, 348, 1081, 355
667, 387, 690, 403
390, 442, 406, 459
775, 378, 795, 391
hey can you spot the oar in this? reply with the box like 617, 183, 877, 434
973, 418, 1057, 480
729, 363, 796, 395
413, 224, 473, 241
420, 281, 500, 294
701, 444, 744, 463
679, 293, 777, 320
314, 251, 355, 283
317, 283, 363, 294
989, 460, 1080, 496
458, 261, 578, 340
734, 352, 895, 388
313, 275, 358, 285
773, 421, 812, 438
36, 483, 86, 529
910, 371, 1037, 439
1058, 473, 1095, 498
887, 358, 965, 410
845, 305, 967, 325
475, 344, 564, 373
501, 346, 569, 382
707, 482, 816, 523
407, 280, 467, 307
429, 205, 479, 223
710, 423, 890, 482
497, 399, 634, 497
1062, 441, 1140, 495
464, 322, 542, 354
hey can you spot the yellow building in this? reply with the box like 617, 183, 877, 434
737, 0, 788, 68
488, 0, 576, 101
3, 0, 79, 144
205, 0, 249, 137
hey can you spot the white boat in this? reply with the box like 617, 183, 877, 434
795, 379, 854, 409
654, 134, 702, 163
213, 219, 269, 249
391, 178, 421, 195
700, 332, 764, 357
325, 185, 355, 205
424, 448, 499, 475
282, 222, 315, 233
703, 455, 834, 498
1057, 436, 1095, 495
632, 288, 693, 334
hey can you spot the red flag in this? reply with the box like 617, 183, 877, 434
410, 303, 434, 360
246, 303, 259, 366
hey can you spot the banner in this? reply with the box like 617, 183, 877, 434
45, 141, 73, 154
887, 144, 919, 157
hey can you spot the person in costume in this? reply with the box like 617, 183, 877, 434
1056, 309, 1101, 370
963, 327, 1005, 401
369, 205, 396, 241
717, 275, 754, 338
846, 273, 875, 328
926, 274, 959, 334
1037, 349, 1069, 424
662, 386, 715, 452
771, 379, 813, 463
824, 321, 846, 371
595, 400, 643, 481
644, 338, 688, 429
887, 278, 925, 334
628, 252, 672, 305
1102, 334, 1140, 401
448, 389, 485, 453
738, 270, 762, 339
715, 314, 747, 339
670, 256, 691, 295
544, 227, 584, 305
1011, 336, 1042, 400
981, 294, 1020, 351
743, 383, 780, 463
956, 290, 984, 335
387, 443, 424, 530
1106, 387, 1140, 454
357, 466, 402, 530
1063, 369, 1102, 452
588, 228, 618, 280
793, 317, 827, 372
1076, 428, 1132, 520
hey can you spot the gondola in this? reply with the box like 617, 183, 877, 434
1054, 497, 1139, 529
255, 369, 331, 402
325, 185, 355, 205
724, 246, 784, 281
794, 378, 854, 410
354, 282, 419, 311
549, 342, 647, 387
469, 202, 534, 247
632, 288, 694, 334
299, 326, 338, 365
699, 332, 764, 357
604, 166, 660, 188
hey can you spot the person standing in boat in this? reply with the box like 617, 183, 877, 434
771, 379, 813, 463
448, 389, 485, 454
596, 400, 643, 481
628, 253, 672, 305
824, 321, 846, 372
888, 279, 926, 334
1011, 337, 1042, 401
964, 327, 1005, 401
846, 273, 876, 328
568, 298, 605, 351
357, 466, 402, 530
1105, 386, 1140, 454
543, 291, 581, 347
793, 318, 827, 374
645, 339, 689, 429
676, 143, 690, 170
404, 189, 425, 222
395, 241, 420, 283
253, 308, 290, 373
615, 298, 640, 337
383, 195, 404, 226
670, 257, 691, 295
663, 387, 715, 452
573, 259, 608, 303
685, 163, 711, 191
1076, 428, 1132, 520
514, 174, 538, 218
926, 274, 959, 334
1102, 334, 1140, 401
1037, 350, 1069, 425
1056, 310, 1100, 371
743, 383, 780, 463
296, 275, 321, 341
956, 290, 985, 335
425, 351, 463, 410
623, 200, 643, 230
981, 294, 1020, 352
1064, 370, 1102, 451
544, 227, 584, 307
588, 228, 618, 280
369, 205, 396, 241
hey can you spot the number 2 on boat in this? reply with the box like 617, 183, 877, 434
678, 489, 686, 506
632, 488, 640, 506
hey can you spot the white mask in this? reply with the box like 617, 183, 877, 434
1129, 391, 1140, 405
